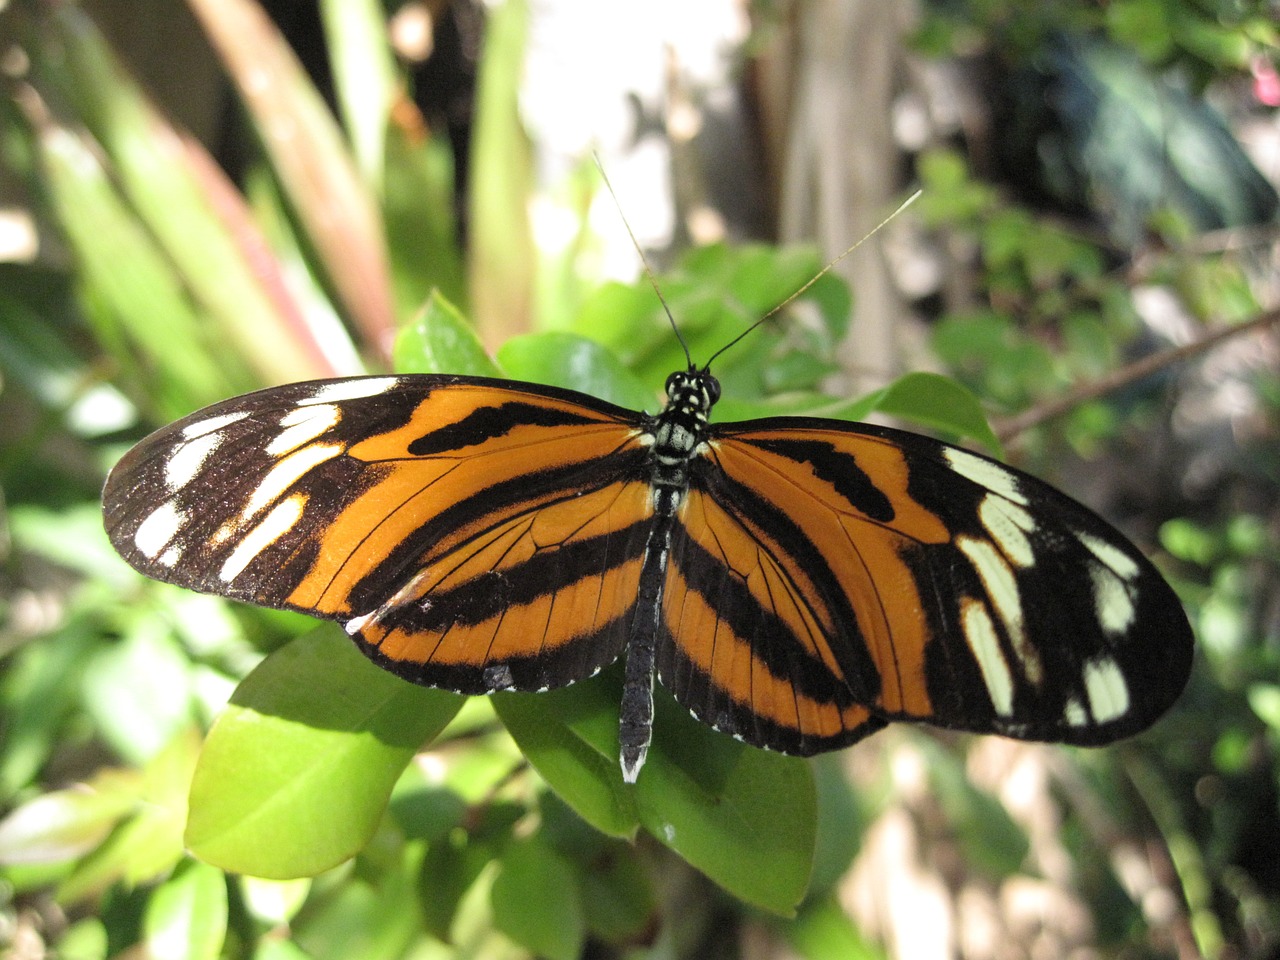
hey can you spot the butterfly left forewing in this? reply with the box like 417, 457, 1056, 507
104, 375, 656, 693
672, 419, 1192, 747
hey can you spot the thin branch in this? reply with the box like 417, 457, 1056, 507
993, 306, 1280, 443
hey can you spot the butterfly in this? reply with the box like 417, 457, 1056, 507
102, 341, 1194, 782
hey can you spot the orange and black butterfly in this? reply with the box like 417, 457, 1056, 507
102, 349, 1194, 782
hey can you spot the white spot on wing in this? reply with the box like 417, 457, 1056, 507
957, 536, 1042, 684
266, 404, 341, 456
961, 598, 1015, 716
1089, 563, 1137, 635
945, 448, 1029, 505
1075, 529, 1141, 581
219, 495, 305, 583
134, 501, 186, 560
979, 495, 1036, 568
1083, 656, 1129, 723
298, 377, 400, 406
181, 411, 248, 439
1064, 695, 1088, 727
165, 432, 223, 490
241, 443, 342, 521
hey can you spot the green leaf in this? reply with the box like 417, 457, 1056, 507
186, 628, 462, 877
783, 896, 884, 960
290, 846, 423, 960
240, 876, 312, 927
318, 0, 397, 190
393, 292, 502, 377
142, 859, 228, 960
0, 769, 141, 865
468, 0, 535, 345
416, 801, 522, 942
838, 372, 1003, 456
46, 7, 337, 386
807, 754, 865, 896
1248, 685, 1280, 732
252, 940, 315, 960
497, 332, 654, 410
56, 918, 109, 960
491, 836, 585, 960
578, 840, 655, 943
493, 673, 640, 839
35, 120, 241, 417
506, 672, 815, 912
384, 131, 466, 315
58, 731, 200, 902
636, 691, 816, 914
82, 617, 195, 764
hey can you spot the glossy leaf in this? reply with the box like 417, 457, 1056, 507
498, 332, 655, 410
393, 291, 501, 378
186, 629, 461, 877
142, 859, 228, 960
493, 673, 640, 839
636, 692, 817, 914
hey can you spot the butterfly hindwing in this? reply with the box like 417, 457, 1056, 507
104, 375, 657, 694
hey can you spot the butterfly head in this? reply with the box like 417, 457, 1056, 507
663, 367, 721, 422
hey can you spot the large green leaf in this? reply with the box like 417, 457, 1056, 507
635, 692, 817, 915
497, 332, 654, 409
493, 673, 639, 839
186, 629, 461, 877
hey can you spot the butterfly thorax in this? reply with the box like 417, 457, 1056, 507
647, 369, 720, 508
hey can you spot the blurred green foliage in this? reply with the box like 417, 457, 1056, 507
0, 1, 1277, 959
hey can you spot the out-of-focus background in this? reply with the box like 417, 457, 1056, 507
1, 1, 1278, 958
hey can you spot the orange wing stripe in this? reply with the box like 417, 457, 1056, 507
708, 432, 949, 716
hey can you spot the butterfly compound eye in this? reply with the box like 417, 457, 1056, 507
703, 374, 721, 406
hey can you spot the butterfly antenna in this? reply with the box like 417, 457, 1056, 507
593, 154, 695, 370
704, 189, 923, 369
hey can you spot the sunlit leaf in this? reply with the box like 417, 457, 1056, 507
186, 629, 461, 878
143, 859, 228, 960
